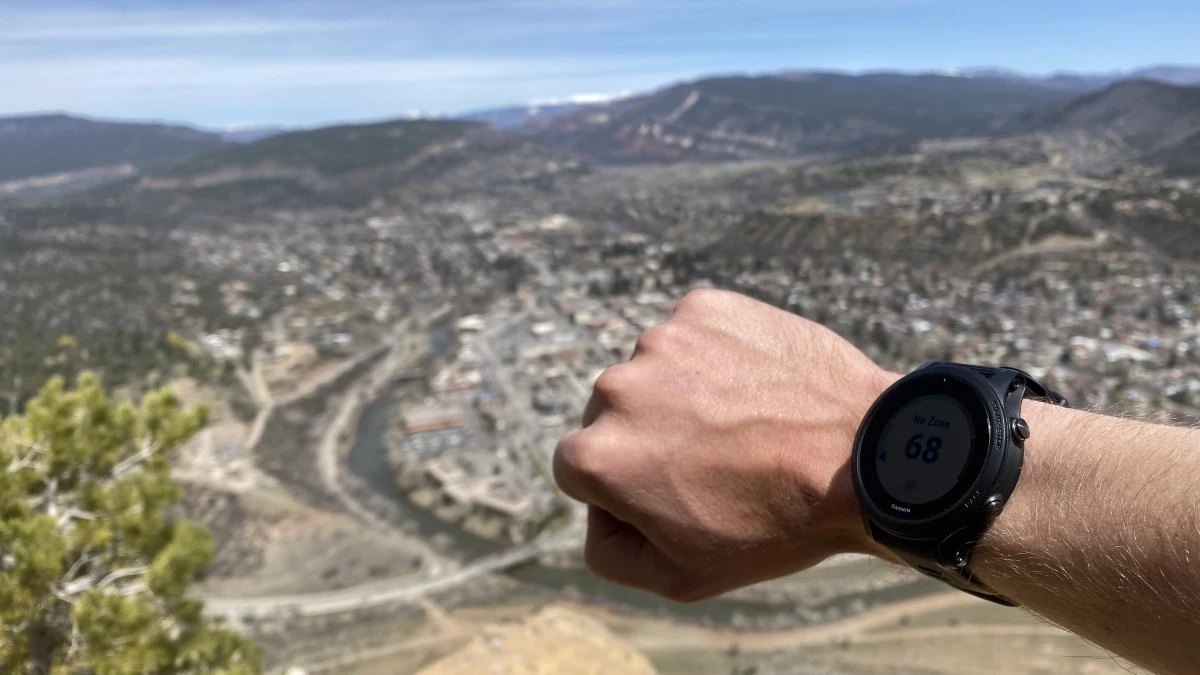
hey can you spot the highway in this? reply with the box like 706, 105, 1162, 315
205, 518, 577, 619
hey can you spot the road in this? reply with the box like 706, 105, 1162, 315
181, 340, 398, 495
205, 516, 577, 619
235, 366, 268, 408
240, 340, 396, 456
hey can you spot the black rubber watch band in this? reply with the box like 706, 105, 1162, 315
868, 363, 1069, 606
869, 521, 1017, 606
962, 364, 1069, 407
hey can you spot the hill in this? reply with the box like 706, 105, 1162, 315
1021, 80, 1200, 153
221, 126, 290, 144
973, 64, 1200, 91
530, 73, 1078, 163
1147, 132, 1200, 175
1129, 64, 1200, 86
0, 114, 227, 188
12, 118, 586, 223
1018, 79, 1200, 175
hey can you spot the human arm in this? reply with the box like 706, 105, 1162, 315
973, 400, 1200, 675
553, 288, 1200, 675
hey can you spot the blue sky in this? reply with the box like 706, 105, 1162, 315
2, 0, 1199, 129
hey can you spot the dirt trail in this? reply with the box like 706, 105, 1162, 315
594, 590, 980, 651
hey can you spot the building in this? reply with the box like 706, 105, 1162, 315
518, 342, 582, 364
432, 366, 484, 394
400, 403, 466, 433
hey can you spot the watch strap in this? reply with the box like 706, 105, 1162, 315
870, 522, 1016, 606
960, 364, 1069, 407
885, 363, 1070, 605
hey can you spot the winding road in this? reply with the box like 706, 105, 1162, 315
205, 519, 578, 619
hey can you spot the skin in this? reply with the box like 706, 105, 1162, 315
554, 288, 1200, 675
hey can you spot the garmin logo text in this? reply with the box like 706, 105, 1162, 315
890, 504, 912, 513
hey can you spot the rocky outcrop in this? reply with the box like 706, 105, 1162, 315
417, 605, 658, 675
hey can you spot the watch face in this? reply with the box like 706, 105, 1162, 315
854, 370, 995, 523
874, 394, 976, 504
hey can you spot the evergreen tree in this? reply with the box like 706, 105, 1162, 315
0, 373, 260, 674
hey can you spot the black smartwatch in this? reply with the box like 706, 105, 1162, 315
851, 362, 1068, 605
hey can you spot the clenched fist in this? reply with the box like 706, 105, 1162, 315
554, 289, 896, 601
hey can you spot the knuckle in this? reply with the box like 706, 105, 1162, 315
551, 434, 578, 486
636, 321, 684, 354
592, 364, 632, 401
675, 288, 727, 315
555, 430, 604, 479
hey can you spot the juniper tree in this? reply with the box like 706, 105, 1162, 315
0, 373, 260, 674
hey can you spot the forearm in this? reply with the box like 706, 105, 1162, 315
555, 289, 1200, 672
972, 401, 1200, 674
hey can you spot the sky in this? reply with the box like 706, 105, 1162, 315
2, 0, 1199, 129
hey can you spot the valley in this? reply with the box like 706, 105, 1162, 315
3, 70, 1197, 673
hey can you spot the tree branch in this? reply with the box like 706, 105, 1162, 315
61, 553, 92, 584
55, 509, 98, 528
52, 590, 78, 606
113, 440, 161, 477
40, 478, 59, 517
59, 565, 148, 597
65, 620, 81, 660
98, 565, 148, 589
7, 438, 45, 474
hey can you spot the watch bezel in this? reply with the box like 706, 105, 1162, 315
853, 364, 1008, 536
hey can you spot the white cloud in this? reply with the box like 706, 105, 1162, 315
0, 55, 703, 123
510, 0, 640, 8
0, 0, 938, 44
0, 54, 704, 125
530, 91, 632, 106
0, 10, 369, 40
0, 56, 684, 92
511, 0, 938, 9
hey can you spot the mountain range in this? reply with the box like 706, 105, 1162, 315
462, 65, 1200, 134
4, 66, 1200, 204
948, 64, 1200, 91
1015, 79, 1200, 175
527, 72, 1081, 163
0, 114, 229, 199
0, 114, 228, 181
75, 118, 584, 221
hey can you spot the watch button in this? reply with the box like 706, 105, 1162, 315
1012, 417, 1031, 441
983, 494, 1005, 516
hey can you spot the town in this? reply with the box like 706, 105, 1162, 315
5, 117, 1198, 674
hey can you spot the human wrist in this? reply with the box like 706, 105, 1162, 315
970, 399, 1079, 586
818, 366, 902, 557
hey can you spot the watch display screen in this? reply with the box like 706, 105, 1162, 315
874, 394, 975, 504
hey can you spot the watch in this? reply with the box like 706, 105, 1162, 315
851, 362, 1068, 605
